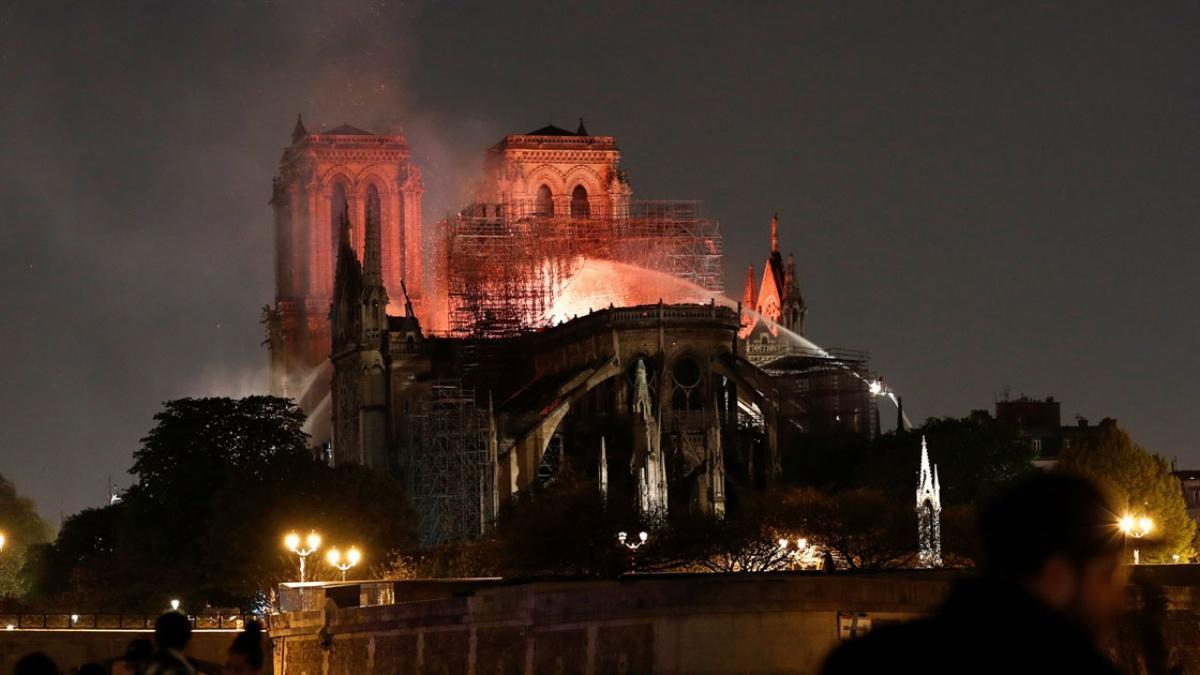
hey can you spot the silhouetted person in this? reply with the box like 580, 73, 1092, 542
114, 638, 153, 675
221, 621, 265, 674
13, 653, 58, 675
821, 473, 1127, 675
145, 611, 195, 675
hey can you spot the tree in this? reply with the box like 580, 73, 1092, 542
487, 473, 629, 578
785, 417, 1035, 508
24, 396, 417, 611
1057, 422, 1195, 563
778, 487, 917, 570
0, 475, 53, 599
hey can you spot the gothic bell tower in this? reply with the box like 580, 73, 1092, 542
264, 116, 424, 435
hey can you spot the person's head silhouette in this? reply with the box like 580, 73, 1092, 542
154, 611, 192, 652
978, 472, 1129, 638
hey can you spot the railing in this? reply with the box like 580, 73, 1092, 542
0, 613, 267, 631
744, 343, 870, 363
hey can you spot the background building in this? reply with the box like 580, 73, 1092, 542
972, 394, 1114, 468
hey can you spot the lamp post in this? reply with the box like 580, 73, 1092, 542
1119, 515, 1153, 565
617, 531, 648, 550
284, 530, 322, 582
325, 546, 362, 581
778, 537, 810, 571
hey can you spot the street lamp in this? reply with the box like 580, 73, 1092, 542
778, 537, 811, 570
0, 532, 6, 552
284, 530, 322, 582
617, 531, 648, 550
325, 546, 362, 581
1119, 514, 1153, 565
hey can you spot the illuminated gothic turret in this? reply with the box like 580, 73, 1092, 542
916, 436, 943, 567
742, 213, 807, 338
631, 359, 668, 520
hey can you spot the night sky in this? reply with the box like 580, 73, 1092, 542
2, 2, 1197, 519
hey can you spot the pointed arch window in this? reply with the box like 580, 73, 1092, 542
570, 185, 590, 218
331, 183, 348, 253
535, 184, 554, 217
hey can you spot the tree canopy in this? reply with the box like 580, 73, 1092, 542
1057, 422, 1195, 563
24, 396, 416, 612
0, 474, 53, 600
784, 417, 1036, 508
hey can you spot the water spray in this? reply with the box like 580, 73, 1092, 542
542, 257, 914, 431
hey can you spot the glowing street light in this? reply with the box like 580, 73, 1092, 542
778, 537, 811, 570
1119, 514, 1153, 565
0, 532, 6, 552
325, 546, 362, 581
617, 531, 648, 550
284, 530, 322, 582
169, 599, 180, 612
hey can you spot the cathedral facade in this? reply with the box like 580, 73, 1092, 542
263, 117, 424, 417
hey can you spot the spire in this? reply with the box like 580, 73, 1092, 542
330, 209, 363, 347
359, 192, 388, 340
770, 212, 779, 253
919, 436, 932, 489
916, 435, 943, 567
784, 253, 797, 297
577, 117, 588, 135
363, 196, 382, 285
742, 264, 756, 307
599, 437, 608, 505
897, 396, 906, 432
291, 114, 308, 144
632, 359, 653, 420
337, 205, 351, 251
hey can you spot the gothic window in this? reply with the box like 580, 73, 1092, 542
571, 185, 590, 218
670, 355, 703, 411
331, 183, 348, 252
535, 184, 554, 217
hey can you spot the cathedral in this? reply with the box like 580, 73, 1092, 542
264, 118, 876, 545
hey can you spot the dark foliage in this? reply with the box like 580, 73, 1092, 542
23, 396, 416, 611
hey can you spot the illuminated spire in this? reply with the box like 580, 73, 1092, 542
917, 436, 943, 567
770, 212, 779, 253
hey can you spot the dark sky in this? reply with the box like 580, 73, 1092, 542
2, 1, 1197, 519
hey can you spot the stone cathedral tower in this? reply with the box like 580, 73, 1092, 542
263, 116, 424, 429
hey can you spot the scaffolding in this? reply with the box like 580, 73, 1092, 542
442, 200, 723, 338
406, 380, 495, 546
746, 345, 879, 437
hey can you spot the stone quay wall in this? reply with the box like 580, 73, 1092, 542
0, 630, 238, 673
270, 573, 954, 675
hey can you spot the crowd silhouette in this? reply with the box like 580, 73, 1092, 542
10, 614, 264, 675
